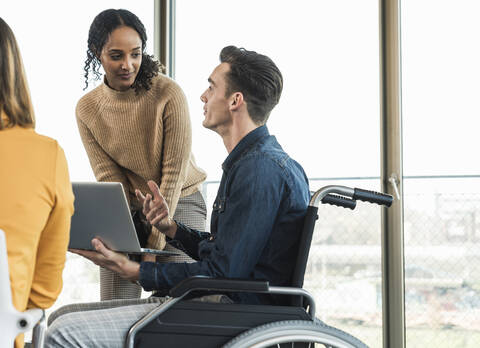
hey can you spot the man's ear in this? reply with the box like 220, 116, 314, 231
229, 92, 244, 111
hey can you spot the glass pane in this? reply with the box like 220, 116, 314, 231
177, 1, 382, 346
0, 0, 154, 314
402, 1, 480, 347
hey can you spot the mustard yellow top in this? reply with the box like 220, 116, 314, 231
0, 111, 74, 348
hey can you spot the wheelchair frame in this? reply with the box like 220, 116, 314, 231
125, 185, 393, 348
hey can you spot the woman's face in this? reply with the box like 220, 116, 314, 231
100, 26, 142, 91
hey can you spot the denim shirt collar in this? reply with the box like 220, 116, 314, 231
222, 125, 269, 172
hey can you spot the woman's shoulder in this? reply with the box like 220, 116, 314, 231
77, 83, 104, 102
150, 74, 186, 98
30, 130, 61, 150
76, 84, 104, 118
7, 127, 62, 156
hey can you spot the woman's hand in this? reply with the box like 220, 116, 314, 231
69, 238, 140, 281
135, 180, 177, 239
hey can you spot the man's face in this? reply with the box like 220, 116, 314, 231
200, 63, 232, 132
99, 26, 142, 91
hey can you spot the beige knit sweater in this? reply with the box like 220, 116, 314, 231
76, 74, 206, 249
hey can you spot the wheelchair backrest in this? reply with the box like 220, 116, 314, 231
289, 205, 319, 306
288, 186, 393, 307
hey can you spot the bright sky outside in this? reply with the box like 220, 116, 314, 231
1, 0, 479, 190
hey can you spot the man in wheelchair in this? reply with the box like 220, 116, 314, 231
45, 45, 311, 347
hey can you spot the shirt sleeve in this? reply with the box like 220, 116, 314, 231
139, 157, 284, 292
27, 145, 74, 309
169, 221, 211, 259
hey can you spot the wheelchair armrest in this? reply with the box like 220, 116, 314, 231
169, 275, 269, 298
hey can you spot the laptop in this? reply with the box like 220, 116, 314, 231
69, 182, 178, 256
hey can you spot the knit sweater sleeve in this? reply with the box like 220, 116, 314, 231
147, 83, 192, 249
76, 115, 130, 203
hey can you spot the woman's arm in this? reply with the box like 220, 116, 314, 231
28, 145, 74, 309
76, 117, 131, 203
157, 85, 192, 214
148, 85, 193, 248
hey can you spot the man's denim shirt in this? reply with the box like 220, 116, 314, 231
140, 126, 310, 304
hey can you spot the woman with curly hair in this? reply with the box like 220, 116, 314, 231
77, 8, 206, 301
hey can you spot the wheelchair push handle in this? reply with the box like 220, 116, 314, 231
353, 188, 393, 207
310, 185, 393, 208
321, 194, 356, 210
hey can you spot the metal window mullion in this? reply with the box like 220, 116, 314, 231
380, 0, 405, 347
154, 0, 176, 79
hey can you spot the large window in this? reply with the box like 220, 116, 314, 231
402, 1, 480, 347
176, 1, 382, 345
177, 1, 380, 181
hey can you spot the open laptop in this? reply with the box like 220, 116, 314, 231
69, 182, 178, 256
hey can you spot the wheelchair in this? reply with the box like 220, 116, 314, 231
125, 185, 393, 348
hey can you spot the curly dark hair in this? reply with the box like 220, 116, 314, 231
219, 46, 283, 125
83, 9, 163, 93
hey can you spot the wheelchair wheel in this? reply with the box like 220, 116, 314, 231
222, 319, 369, 348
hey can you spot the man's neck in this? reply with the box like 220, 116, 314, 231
222, 121, 259, 153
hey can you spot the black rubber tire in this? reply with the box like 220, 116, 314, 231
222, 319, 369, 348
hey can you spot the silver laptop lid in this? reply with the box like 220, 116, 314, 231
69, 182, 177, 255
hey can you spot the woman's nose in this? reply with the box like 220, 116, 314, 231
121, 57, 133, 71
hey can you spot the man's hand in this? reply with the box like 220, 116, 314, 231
69, 238, 140, 281
135, 180, 177, 239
